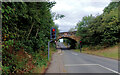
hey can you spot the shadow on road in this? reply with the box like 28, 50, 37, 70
61, 48, 71, 50
56, 48, 75, 50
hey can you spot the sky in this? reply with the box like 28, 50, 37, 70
50, 0, 112, 32
59, 39, 63, 42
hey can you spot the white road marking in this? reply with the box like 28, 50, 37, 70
64, 64, 120, 74
97, 64, 120, 74
72, 53, 78, 55
64, 64, 98, 66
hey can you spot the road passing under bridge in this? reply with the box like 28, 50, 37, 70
46, 42, 119, 75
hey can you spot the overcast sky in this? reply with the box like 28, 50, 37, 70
50, 0, 112, 32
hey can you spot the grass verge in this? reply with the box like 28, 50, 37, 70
74, 45, 118, 60
31, 47, 57, 73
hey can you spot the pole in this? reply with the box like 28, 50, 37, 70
80, 41, 82, 52
48, 41, 49, 60
48, 40, 52, 60
80, 44, 82, 52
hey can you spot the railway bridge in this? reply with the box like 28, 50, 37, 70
57, 31, 80, 49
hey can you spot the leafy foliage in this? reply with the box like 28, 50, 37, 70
2, 2, 58, 74
76, 2, 120, 48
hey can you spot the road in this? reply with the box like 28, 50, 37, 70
46, 42, 119, 75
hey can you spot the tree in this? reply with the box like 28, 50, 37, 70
69, 28, 76, 32
76, 2, 120, 47
2, 2, 59, 74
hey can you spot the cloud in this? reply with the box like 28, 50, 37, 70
50, 0, 111, 32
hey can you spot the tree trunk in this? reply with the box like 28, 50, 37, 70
27, 22, 34, 39
35, 28, 39, 38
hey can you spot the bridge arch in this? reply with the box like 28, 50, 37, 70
57, 31, 81, 49
57, 37, 77, 49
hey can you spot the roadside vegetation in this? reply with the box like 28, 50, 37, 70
68, 2, 120, 59
76, 2, 120, 48
31, 46, 57, 73
2, 2, 62, 74
74, 44, 118, 60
